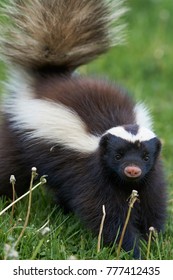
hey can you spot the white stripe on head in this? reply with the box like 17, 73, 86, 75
106, 126, 156, 143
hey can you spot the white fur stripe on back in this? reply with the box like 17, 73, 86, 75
3, 70, 99, 153
5, 98, 100, 153
3, 70, 156, 153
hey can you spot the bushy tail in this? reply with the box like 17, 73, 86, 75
0, 0, 127, 71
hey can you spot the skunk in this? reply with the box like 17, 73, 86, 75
0, 0, 167, 258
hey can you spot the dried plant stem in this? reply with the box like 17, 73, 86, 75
116, 190, 139, 259
97, 205, 106, 253
10, 175, 16, 224
0, 176, 47, 217
37, 220, 50, 233
14, 167, 38, 248
146, 226, 155, 260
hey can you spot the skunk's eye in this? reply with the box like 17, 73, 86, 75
115, 154, 122, 160
143, 154, 150, 161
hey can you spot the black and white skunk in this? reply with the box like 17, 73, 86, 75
0, 0, 167, 258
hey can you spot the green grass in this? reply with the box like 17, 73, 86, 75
0, 0, 173, 260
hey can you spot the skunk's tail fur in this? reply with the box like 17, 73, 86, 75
0, 0, 127, 72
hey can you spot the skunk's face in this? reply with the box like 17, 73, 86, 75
100, 125, 161, 183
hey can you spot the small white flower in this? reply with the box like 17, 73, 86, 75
31, 167, 37, 172
40, 227, 51, 236
40, 175, 47, 184
4, 244, 19, 260
68, 255, 78, 260
10, 175, 16, 184
149, 226, 155, 232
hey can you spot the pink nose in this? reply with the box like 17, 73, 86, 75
124, 166, 142, 178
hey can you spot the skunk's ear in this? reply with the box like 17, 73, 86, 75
154, 137, 162, 156
99, 133, 111, 150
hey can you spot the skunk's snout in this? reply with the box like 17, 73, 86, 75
124, 165, 142, 178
